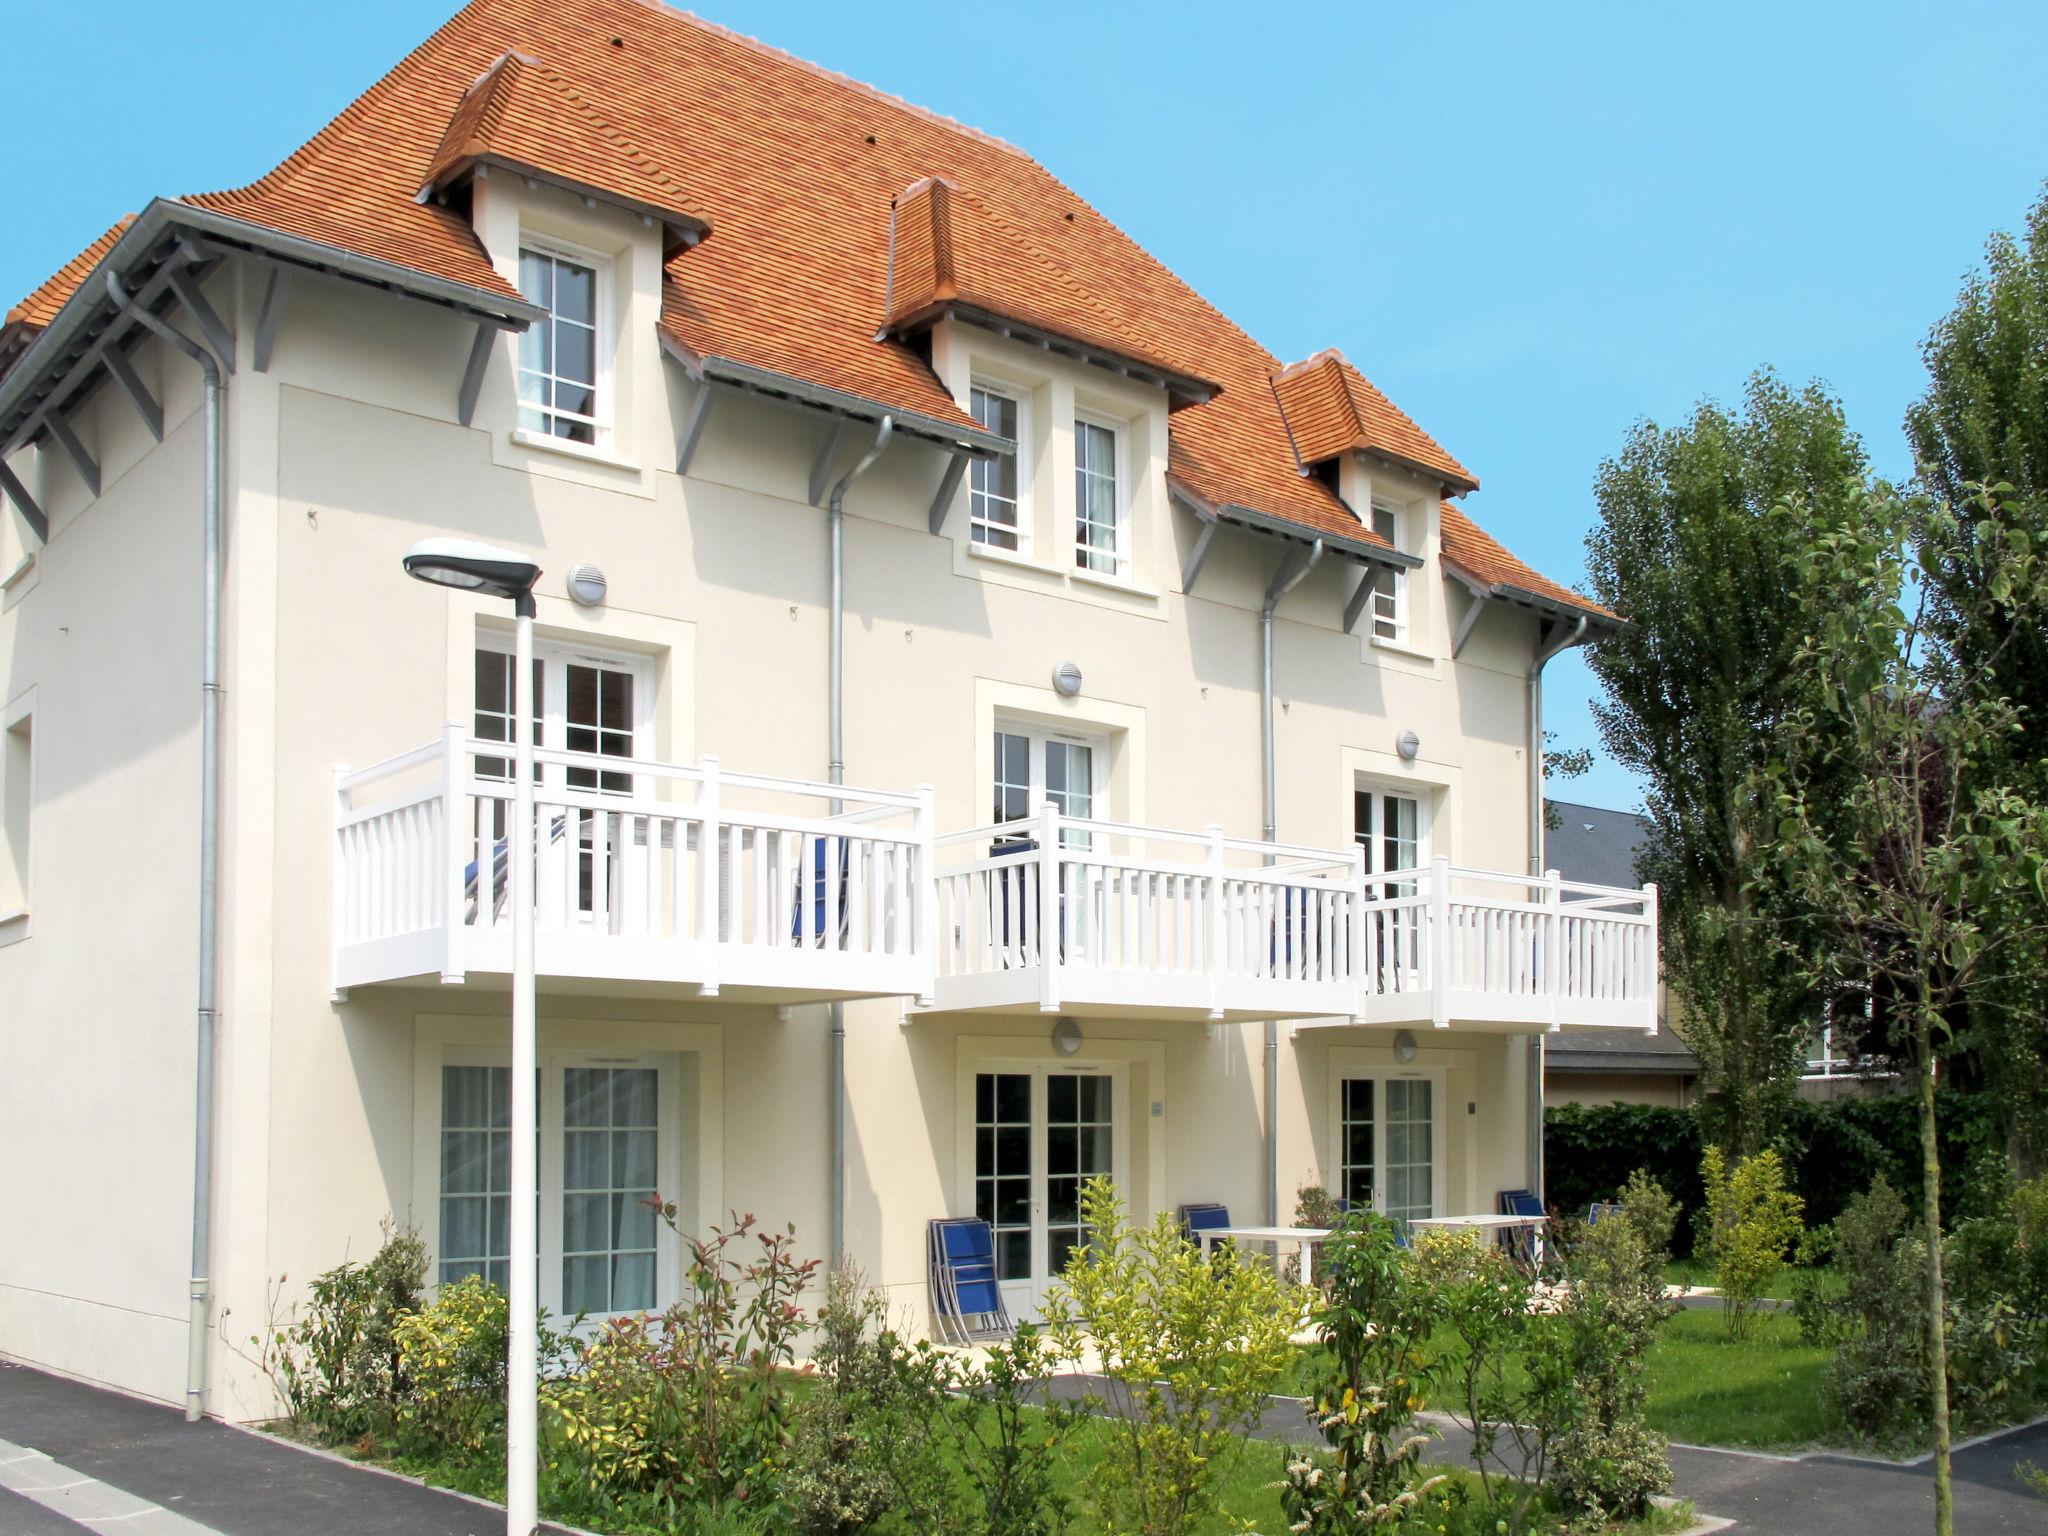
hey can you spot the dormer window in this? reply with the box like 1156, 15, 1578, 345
1074, 414, 1125, 577
517, 243, 605, 445
970, 384, 1027, 553
1369, 503, 1406, 642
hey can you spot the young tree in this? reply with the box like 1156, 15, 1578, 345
1758, 483, 2048, 1536
1906, 182, 2048, 1173
1585, 369, 1869, 1152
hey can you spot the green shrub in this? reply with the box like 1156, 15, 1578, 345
1699, 1146, 1804, 1337
1280, 1212, 1447, 1534
1542, 1104, 1704, 1253
391, 1275, 511, 1461
268, 1220, 427, 1438
1548, 1194, 1674, 1522
1045, 1176, 1296, 1536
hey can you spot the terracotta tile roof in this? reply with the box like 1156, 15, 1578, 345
8, 0, 1595, 613
419, 49, 709, 245
880, 175, 1216, 396
1271, 349, 1477, 492
6, 216, 135, 329
1441, 502, 1615, 621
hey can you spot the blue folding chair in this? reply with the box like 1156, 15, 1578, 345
928, 1218, 1012, 1345
1498, 1188, 1545, 1264
464, 813, 568, 923
792, 836, 851, 947
1177, 1202, 1232, 1247
1587, 1201, 1624, 1226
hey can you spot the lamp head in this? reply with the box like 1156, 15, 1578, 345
402, 538, 542, 603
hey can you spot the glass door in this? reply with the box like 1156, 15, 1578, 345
1355, 789, 1424, 989
1336, 1073, 1438, 1229
972, 1065, 1119, 1314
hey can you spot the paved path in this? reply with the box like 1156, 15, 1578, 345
2, 1358, 2044, 1534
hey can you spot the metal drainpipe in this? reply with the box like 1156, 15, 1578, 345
1259, 539, 1322, 1226
826, 415, 893, 1269
1526, 614, 1587, 1205
109, 266, 225, 1424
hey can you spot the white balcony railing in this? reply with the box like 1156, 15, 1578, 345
332, 724, 934, 999
922, 808, 1366, 1020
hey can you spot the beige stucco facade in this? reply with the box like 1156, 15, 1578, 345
0, 182, 1579, 1420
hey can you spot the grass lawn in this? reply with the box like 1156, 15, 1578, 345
1643, 1307, 1832, 1449
1663, 1256, 1840, 1302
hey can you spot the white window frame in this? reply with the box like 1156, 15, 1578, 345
1368, 502, 1407, 643
474, 629, 655, 789
1328, 1065, 1448, 1224
515, 235, 616, 451
992, 717, 1109, 838
1353, 782, 1430, 879
969, 381, 1032, 557
432, 1045, 685, 1321
0, 688, 32, 923
1072, 409, 1130, 580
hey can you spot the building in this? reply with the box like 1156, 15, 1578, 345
0, 0, 1657, 1421
1541, 801, 1697, 1108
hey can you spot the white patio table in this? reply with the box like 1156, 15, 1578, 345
1197, 1224, 1333, 1287
1409, 1211, 1549, 1261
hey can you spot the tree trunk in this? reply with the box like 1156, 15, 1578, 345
1916, 1003, 1952, 1536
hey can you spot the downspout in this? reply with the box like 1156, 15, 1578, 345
109, 266, 225, 1423
1260, 538, 1323, 1226
826, 414, 893, 1269
1526, 614, 1587, 1205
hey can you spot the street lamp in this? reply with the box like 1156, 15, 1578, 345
402, 538, 543, 1536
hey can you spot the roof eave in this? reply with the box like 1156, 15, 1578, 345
1167, 475, 1419, 570
891, 301, 1220, 409
1439, 552, 1623, 631
422, 156, 710, 252
1357, 444, 1478, 495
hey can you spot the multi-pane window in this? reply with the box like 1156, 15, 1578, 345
1368, 506, 1405, 641
1356, 790, 1424, 979
474, 649, 543, 785
1338, 1077, 1375, 1211
440, 1064, 512, 1289
517, 246, 601, 445
564, 664, 633, 794
994, 727, 1096, 848
993, 731, 1032, 825
561, 1067, 659, 1316
970, 387, 1024, 551
975, 1071, 1032, 1280
1338, 1075, 1436, 1225
1074, 418, 1121, 575
1045, 1073, 1112, 1275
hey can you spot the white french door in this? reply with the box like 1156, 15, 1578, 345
474, 635, 653, 925
1355, 786, 1427, 985
972, 1063, 1121, 1314
1333, 1070, 1443, 1227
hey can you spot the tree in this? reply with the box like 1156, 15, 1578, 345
1905, 182, 2048, 1174
1757, 482, 2048, 1536
1584, 369, 1870, 1152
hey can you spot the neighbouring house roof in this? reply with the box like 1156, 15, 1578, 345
1270, 349, 1477, 492
1544, 799, 1698, 1074
2, 0, 1605, 619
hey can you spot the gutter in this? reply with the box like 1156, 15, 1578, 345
824, 415, 895, 1270
1526, 614, 1589, 1205
106, 262, 225, 1424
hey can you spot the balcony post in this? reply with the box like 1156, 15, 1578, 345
915, 783, 937, 1005
1428, 855, 1451, 1028
1205, 824, 1226, 1020
1642, 881, 1660, 1034
1544, 866, 1562, 1028
331, 764, 349, 1001
1037, 800, 1061, 1013
441, 721, 468, 984
698, 755, 721, 997
1347, 841, 1368, 1023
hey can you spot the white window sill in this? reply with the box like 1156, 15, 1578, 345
966, 541, 1058, 575
1069, 564, 1159, 600
510, 428, 640, 473
0, 905, 27, 927
1, 552, 35, 592
1370, 635, 1435, 663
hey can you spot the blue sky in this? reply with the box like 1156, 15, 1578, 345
7, 2, 2047, 811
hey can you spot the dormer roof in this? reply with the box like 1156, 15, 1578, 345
417, 50, 709, 253
880, 175, 1218, 407
1271, 348, 1478, 493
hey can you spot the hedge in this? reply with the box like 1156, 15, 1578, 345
1544, 1089, 2009, 1257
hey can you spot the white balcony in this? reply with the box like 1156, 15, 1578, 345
331, 726, 934, 1002
915, 811, 1368, 1022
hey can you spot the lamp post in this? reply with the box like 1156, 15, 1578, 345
402, 538, 543, 1536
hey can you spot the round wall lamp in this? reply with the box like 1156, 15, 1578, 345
1392, 1028, 1419, 1063
1052, 660, 1084, 697
1051, 1017, 1085, 1056
1396, 729, 1421, 762
566, 563, 608, 607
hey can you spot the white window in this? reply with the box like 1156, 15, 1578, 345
993, 721, 1101, 844
1368, 504, 1406, 642
516, 243, 606, 445
0, 696, 30, 917
1337, 1073, 1440, 1225
436, 1050, 681, 1317
1356, 786, 1426, 978
1074, 415, 1125, 576
970, 385, 1028, 553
